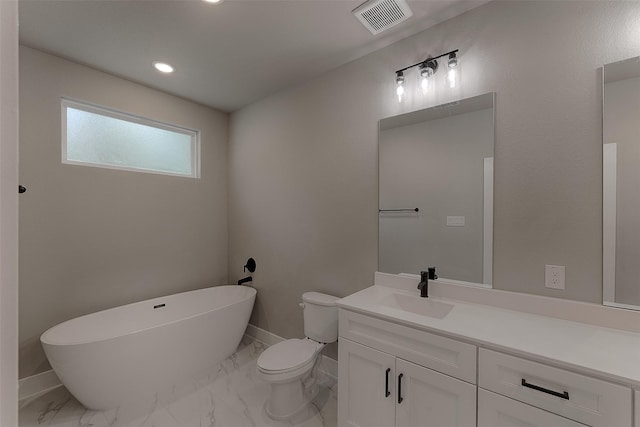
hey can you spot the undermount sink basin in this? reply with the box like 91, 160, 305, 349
382, 293, 454, 319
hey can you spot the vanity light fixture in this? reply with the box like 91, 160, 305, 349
203, 0, 224, 3
153, 61, 175, 74
394, 49, 459, 101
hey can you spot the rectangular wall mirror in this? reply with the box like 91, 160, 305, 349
378, 92, 495, 287
603, 56, 640, 310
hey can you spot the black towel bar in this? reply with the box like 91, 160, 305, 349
379, 208, 419, 213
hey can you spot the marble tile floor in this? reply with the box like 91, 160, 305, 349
19, 337, 338, 427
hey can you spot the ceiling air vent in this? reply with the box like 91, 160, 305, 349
353, 0, 413, 35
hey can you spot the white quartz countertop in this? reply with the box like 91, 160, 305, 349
337, 284, 640, 387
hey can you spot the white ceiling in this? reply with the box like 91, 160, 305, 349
19, 0, 488, 112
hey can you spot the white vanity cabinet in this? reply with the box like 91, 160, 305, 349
338, 307, 634, 427
337, 309, 477, 427
337, 282, 640, 427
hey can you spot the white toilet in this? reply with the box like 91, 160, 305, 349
257, 292, 339, 420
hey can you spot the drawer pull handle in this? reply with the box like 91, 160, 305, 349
385, 368, 391, 397
521, 378, 569, 400
398, 373, 404, 404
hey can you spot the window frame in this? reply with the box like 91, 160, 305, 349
61, 98, 201, 178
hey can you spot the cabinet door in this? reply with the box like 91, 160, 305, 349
395, 358, 476, 427
478, 389, 587, 427
338, 338, 396, 427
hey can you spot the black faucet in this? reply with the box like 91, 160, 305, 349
417, 267, 437, 298
237, 258, 256, 285
238, 276, 252, 285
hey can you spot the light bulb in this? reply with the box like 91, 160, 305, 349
395, 71, 405, 102
420, 77, 429, 93
396, 84, 405, 102
418, 60, 436, 95
448, 68, 457, 89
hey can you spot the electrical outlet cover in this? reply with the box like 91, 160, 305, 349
545, 265, 565, 290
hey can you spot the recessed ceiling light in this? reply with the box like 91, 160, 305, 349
203, 0, 224, 3
153, 62, 175, 74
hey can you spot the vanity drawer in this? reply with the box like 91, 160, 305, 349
339, 309, 476, 383
478, 388, 587, 427
478, 348, 631, 427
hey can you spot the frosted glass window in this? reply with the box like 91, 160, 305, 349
62, 99, 199, 178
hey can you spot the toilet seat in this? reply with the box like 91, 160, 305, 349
257, 338, 324, 376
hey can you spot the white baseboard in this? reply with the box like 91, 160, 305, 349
245, 324, 284, 347
244, 324, 338, 380
18, 370, 62, 408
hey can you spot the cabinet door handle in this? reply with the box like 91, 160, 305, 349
397, 373, 404, 404
385, 368, 391, 397
521, 378, 569, 400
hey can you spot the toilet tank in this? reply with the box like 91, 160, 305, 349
301, 292, 340, 343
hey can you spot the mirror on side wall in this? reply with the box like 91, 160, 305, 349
603, 56, 640, 310
378, 92, 495, 287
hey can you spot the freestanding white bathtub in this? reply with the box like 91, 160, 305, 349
41, 285, 256, 410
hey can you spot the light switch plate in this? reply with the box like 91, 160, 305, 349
447, 216, 465, 226
545, 265, 565, 290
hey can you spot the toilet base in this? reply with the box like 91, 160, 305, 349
265, 378, 319, 420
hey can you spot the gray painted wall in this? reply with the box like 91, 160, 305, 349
379, 108, 493, 282
19, 47, 229, 378
604, 76, 640, 306
229, 1, 640, 349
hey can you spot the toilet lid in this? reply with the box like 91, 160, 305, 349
258, 339, 323, 372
